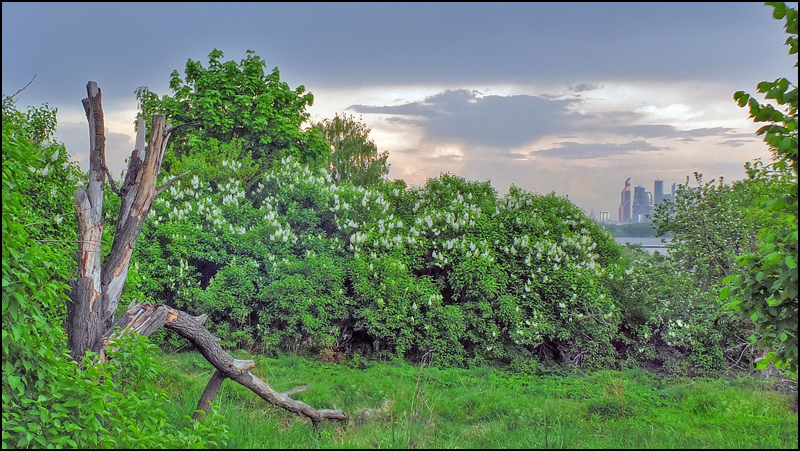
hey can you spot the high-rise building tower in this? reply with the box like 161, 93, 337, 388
633, 186, 654, 223
619, 177, 632, 223
654, 180, 664, 205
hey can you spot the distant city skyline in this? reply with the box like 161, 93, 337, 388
607, 176, 679, 224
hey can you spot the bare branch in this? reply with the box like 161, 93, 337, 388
164, 121, 201, 137
281, 386, 311, 397
193, 370, 227, 421
133, 117, 146, 160
4, 74, 36, 100
105, 167, 122, 197
155, 171, 190, 197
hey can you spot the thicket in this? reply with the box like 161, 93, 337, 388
125, 151, 758, 375
1, 97, 230, 448
3, 4, 796, 448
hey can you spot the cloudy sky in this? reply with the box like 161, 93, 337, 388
3, 2, 797, 217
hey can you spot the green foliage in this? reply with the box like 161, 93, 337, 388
135, 48, 329, 176
133, 153, 632, 368
612, 246, 752, 375
312, 113, 389, 186
1, 97, 85, 247
651, 172, 776, 291
2, 98, 230, 448
724, 2, 798, 375
601, 221, 660, 238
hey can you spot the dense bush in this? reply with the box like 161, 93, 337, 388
132, 155, 639, 368
611, 246, 753, 375
2, 98, 230, 448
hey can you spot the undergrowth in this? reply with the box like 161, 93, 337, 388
155, 351, 797, 449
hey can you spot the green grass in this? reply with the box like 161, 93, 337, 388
154, 351, 798, 448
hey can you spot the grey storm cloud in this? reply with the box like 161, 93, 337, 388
351, 89, 579, 149
352, 88, 747, 153
718, 139, 748, 148
608, 124, 736, 139
569, 83, 602, 92
532, 140, 665, 159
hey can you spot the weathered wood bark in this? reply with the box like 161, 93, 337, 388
68, 81, 184, 359
67, 82, 107, 361
106, 304, 347, 426
66, 81, 346, 428
193, 370, 226, 421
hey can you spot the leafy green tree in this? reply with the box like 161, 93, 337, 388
1, 97, 85, 247
651, 173, 773, 291
135, 49, 329, 177
723, 1, 798, 375
312, 113, 389, 186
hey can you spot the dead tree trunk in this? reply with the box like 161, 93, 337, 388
67, 81, 174, 360
66, 81, 346, 427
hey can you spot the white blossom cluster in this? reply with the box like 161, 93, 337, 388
152, 168, 247, 237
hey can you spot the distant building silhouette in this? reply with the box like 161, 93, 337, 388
619, 177, 632, 223
609, 177, 678, 224
633, 185, 654, 222
654, 180, 664, 205
659, 182, 678, 204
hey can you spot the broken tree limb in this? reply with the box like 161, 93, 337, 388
101, 113, 173, 324
164, 121, 201, 137
105, 303, 347, 427
193, 370, 227, 421
104, 167, 122, 197
155, 171, 190, 197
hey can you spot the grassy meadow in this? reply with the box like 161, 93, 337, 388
155, 351, 797, 449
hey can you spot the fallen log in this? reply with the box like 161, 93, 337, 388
105, 303, 347, 427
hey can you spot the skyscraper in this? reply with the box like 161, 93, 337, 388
633, 185, 653, 222
654, 180, 664, 205
619, 177, 632, 223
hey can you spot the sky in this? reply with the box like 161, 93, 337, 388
3, 2, 798, 218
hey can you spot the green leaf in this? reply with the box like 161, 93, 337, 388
780, 332, 788, 342
772, 2, 786, 19
7, 375, 21, 391
786, 255, 797, 269
750, 312, 759, 321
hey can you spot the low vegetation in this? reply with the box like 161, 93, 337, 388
155, 350, 797, 449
